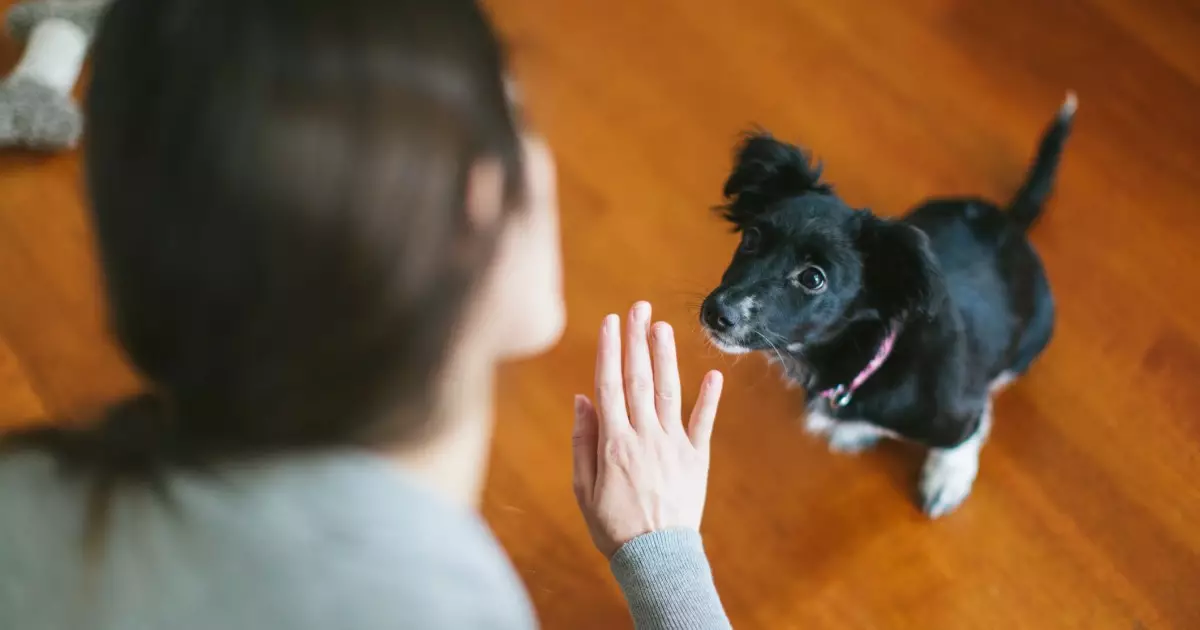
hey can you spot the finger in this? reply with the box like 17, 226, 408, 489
571, 395, 599, 505
624, 302, 660, 433
595, 313, 631, 435
687, 371, 724, 450
651, 322, 683, 433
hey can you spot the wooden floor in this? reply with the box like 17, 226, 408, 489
2, 0, 1198, 628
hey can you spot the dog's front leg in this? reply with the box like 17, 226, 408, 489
803, 402, 895, 454
919, 402, 993, 518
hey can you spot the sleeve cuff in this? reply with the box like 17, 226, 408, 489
609, 528, 732, 630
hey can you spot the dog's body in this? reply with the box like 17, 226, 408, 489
701, 95, 1074, 517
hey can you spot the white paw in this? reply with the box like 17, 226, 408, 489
920, 450, 979, 518
804, 407, 890, 454
803, 407, 837, 436
919, 401, 993, 518
825, 422, 885, 454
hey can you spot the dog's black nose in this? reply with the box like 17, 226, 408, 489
701, 298, 738, 332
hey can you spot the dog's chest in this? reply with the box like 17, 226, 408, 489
766, 350, 902, 438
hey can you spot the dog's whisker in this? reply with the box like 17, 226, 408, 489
753, 331, 786, 367
751, 330, 789, 382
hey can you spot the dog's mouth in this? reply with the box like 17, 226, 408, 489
703, 322, 805, 357
703, 328, 754, 355
703, 321, 794, 355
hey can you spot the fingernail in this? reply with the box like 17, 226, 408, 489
655, 322, 673, 341
573, 395, 585, 419
633, 301, 650, 322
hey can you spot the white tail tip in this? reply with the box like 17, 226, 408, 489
1061, 91, 1078, 117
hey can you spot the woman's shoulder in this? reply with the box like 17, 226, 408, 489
0, 450, 91, 543
0, 450, 537, 630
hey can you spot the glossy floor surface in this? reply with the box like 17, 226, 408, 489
2, 0, 1198, 628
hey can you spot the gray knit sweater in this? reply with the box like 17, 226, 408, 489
0, 451, 730, 629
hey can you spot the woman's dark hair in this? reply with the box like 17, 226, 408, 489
3, 0, 525, 481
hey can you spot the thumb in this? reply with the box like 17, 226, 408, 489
687, 371, 724, 451
571, 395, 599, 505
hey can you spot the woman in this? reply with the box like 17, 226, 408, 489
0, 0, 732, 628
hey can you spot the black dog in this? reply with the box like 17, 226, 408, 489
700, 94, 1075, 517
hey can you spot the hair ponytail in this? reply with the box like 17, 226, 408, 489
2, 392, 196, 482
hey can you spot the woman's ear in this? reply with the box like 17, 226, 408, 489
857, 217, 945, 322
467, 134, 564, 361
465, 157, 505, 231
719, 131, 832, 228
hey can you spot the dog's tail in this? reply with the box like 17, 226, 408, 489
1007, 91, 1077, 231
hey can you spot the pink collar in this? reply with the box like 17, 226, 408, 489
820, 324, 899, 408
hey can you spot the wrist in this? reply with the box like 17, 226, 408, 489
609, 528, 730, 629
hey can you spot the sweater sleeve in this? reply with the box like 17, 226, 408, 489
608, 528, 732, 630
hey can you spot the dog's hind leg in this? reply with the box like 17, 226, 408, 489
1004, 271, 1055, 385
919, 402, 993, 518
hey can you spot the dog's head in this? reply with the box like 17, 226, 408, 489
700, 133, 943, 354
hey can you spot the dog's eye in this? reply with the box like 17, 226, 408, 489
740, 228, 762, 254
792, 265, 827, 293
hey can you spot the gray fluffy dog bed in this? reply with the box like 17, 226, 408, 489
1, 0, 110, 151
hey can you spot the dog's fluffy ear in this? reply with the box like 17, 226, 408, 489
719, 132, 832, 228
856, 215, 945, 321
